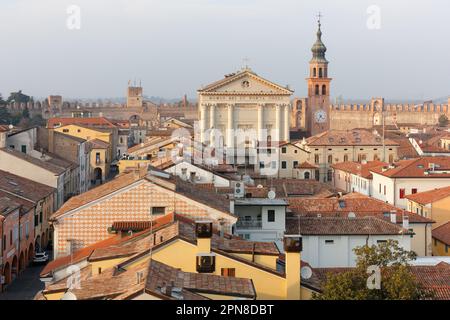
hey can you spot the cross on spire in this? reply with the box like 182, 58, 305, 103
317, 12, 323, 26
242, 57, 250, 69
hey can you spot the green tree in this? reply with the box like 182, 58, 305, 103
438, 114, 449, 127
313, 240, 433, 300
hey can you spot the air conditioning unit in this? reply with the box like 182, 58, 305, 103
233, 181, 245, 199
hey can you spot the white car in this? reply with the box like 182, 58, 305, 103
33, 252, 49, 264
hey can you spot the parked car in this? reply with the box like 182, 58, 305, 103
33, 251, 49, 265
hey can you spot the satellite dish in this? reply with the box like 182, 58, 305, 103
8, 124, 13, 130
348, 212, 356, 219
301, 266, 313, 280
61, 291, 78, 300
267, 190, 276, 200
257, 184, 263, 189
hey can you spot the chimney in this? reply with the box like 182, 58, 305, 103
195, 221, 213, 254
195, 221, 216, 274
402, 215, 409, 230
284, 235, 302, 300
390, 211, 397, 224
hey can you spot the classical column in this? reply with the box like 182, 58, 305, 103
257, 104, 264, 142
209, 104, 216, 145
284, 104, 290, 142
227, 104, 234, 148
275, 104, 281, 142
200, 104, 207, 143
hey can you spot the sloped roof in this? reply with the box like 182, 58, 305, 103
285, 216, 411, 236
331, 161, 387, 179
405, 186, 450, 205
198, 69, 293, 95
307, 129, 399, 146
370, 157, 450, 178
432, 222, 450, 246
0, 169, 55, 202
47, 117, 116, 129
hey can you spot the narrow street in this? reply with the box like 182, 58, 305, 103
0, 263, 46, 300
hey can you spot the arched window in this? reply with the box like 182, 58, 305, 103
313, 68, 317, 77
322, 85, 327, 95
319, 68, 323, 78
304, 172, 310, 180
315, 85, 320, 96
344, 155, 349, 162
328, 155, 333, 164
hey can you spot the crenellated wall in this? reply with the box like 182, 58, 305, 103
327, 98, 450, 130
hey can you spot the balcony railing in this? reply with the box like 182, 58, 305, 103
236, 219, 262, 230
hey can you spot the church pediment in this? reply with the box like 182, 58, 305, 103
198, 69, 293, 95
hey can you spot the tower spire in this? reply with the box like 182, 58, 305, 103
311, 13, 328, 63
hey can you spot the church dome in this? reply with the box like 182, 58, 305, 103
310, 22, 328, 63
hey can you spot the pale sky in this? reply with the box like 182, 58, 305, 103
0, 0, 449, 101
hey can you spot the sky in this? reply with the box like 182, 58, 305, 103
0, 0, 449, 101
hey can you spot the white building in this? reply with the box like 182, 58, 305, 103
370, 157, 450, 209
232, 197, 288, 250
197, 68, 293, 168
286, 216, 412, 268
164, 160, 231, 187
331, 160, 387, 196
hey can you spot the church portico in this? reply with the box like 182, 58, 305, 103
197, 68, 293, 170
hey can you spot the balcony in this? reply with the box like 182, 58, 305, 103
236, 219, 262, 230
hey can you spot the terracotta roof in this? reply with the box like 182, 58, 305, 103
111, 221, 154, 232
331, 161, 388, 179
0, 169, 55, 202
89, 138, 110, 149
268, 179, 337, 198
43, 258, 255, 300
0, 196, 20, 216
41, 213, 175, 278
146, 259, 256, 299
297, 161, 318, 169
306, 129, 399, 147
432, 222, 450, 246
285, 216, 411, 236
288, 193, 433, 224
370, 157, 450, 178
0, 190, 34, 214
47, 117, 116, 129
0, 148, 68, 175
405, 186, 450, 205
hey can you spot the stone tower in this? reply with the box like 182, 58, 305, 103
127, 81, 143, 108
306, 16, 332, 136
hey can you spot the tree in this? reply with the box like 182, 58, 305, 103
313, 240, 433, 300
438, 114, 449, 127
22, 106, 30, 119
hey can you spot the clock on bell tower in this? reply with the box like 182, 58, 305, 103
306, 14, 332, 136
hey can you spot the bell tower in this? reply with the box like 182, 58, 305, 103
306, 14, 332, 136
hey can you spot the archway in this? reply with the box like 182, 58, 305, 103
304, 172, 310, 180
28, 243, 34, 263
42, 231, 47, 250
3, 263, 11, 286
11, 256, 18, 281
35, 235, 41, 253
94, 167, 103, 183
19, 252, 25, 272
